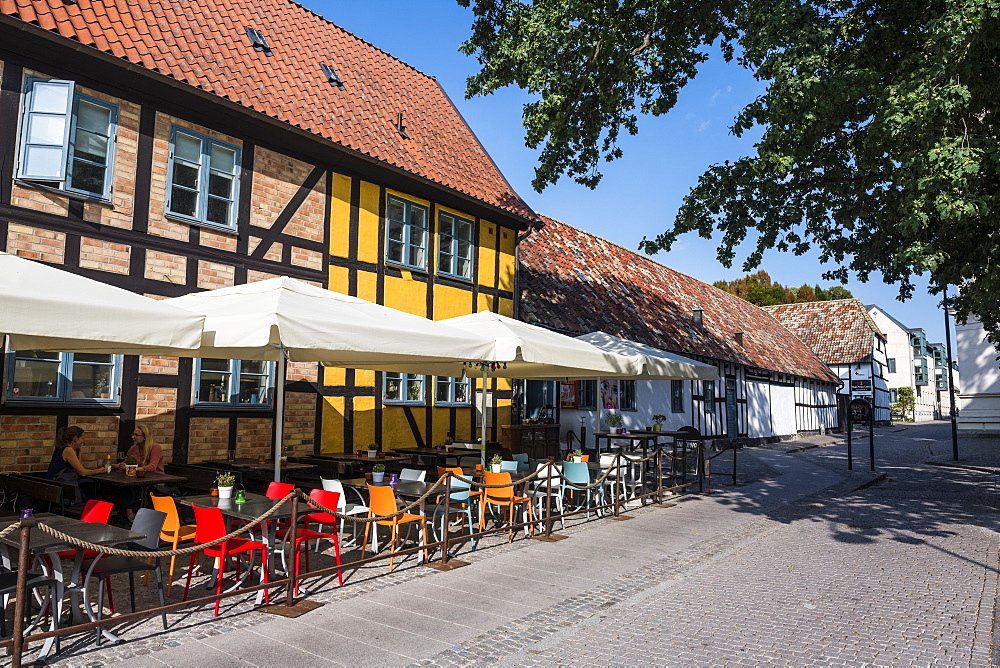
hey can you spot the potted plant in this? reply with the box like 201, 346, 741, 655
605, 411, 624, 434
372, 463, 386, 483
366, 443, 378, 459
487, 453, 503, 473
216, 471, 236, 499
124, 455, 139, 476
651, 415, 667, 432
570, 449, 583, 463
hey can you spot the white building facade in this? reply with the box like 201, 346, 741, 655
956, 316, 1000, 434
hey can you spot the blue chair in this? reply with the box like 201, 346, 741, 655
499, 460, 520, 474
427, 476, 477, 550
562, 461, 603, 519
512, 453, 530, 472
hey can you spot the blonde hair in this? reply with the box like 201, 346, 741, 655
134, 424, 155, 466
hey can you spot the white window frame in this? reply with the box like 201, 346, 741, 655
384, 372, 425, 404
434, 376, 470, 406
16, 77, 118, 200
194, 358, 273, 407
670, 380, 684, 413
385, 195, 428, 270
167, 126, 240, 230
5, 350, 121, 405
437, 210, 474, 280
704, 380, 716, 413
577, 380, 597, 409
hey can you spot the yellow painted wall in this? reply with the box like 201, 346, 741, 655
325, 176, 519, 453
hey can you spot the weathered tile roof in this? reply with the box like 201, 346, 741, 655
765, 299, 883, 365
0, 0, 536, 222
519, 216, 840, 383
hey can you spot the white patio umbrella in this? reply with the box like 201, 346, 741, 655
432, 312, 644, 466
0, 251, 204, 353
576, 331, 720, 434
164, 277, 499, 481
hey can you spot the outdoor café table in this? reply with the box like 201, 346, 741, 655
89, 470, 189, 507
176, 493, 293, 585
203, 458, 317, 482
323, 453, 407, 465
392, 447, 483, 468
0, 513, 143, 654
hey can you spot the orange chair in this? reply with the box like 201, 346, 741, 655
147, 494, 197, 596
183, 505, 269, 617
278, 489, 342, 595
436, 466, 482, 503
479, 471, 534, 542
361, 485, 428, 572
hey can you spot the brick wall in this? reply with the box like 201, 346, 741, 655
5, 225, 65, 263
0, 415, 57, 472
144, 250, 187, 284
136, 386, 177, 463
188, 417, 230, 462
236, 418, 272, 459
80, 237, 130, 274
284, 391, 316, 456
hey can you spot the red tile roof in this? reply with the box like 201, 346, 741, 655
0, 0, 536, 222
764, 299, 883, 365
519, 216, 840, 383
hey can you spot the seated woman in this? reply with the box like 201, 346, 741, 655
45, 425, 104, 503
116, 424, 166, 520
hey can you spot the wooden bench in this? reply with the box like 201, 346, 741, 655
0, 473, 67, 514
164, 464, 242, 495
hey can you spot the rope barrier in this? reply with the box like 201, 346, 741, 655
33, 491, 296, 559
0, 523, 20, 541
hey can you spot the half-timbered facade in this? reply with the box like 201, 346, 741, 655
0, 0, 535, 470
518, 217, 841, 444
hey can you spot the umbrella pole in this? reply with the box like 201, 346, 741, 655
596, 377, 602, 453
273, 348, 287, 483
481, 367, 488, 469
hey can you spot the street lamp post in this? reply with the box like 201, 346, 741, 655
943, 287, 959, 460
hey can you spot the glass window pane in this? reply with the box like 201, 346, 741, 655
457, 258, 470, 278
406, 377, 423, 401
172, 162, 199, 189
175, 132, 202, 162
240, 360, 267, 374
206, 197, 232, 226
199, 373, 230, 402
201, 358, 230, 372
385, 376, 401, 401
75, 101, 110, 133
170, 186, 198, 217
439, 214, 453, 237
208, 172, 233, 198
410, 205, 426, 229
31, 82, 71, 113
387, 221, 404, 243
70, 160, 105, 194
454, 380, 468, 403
71, 359, 114, 399
11, 357, 60, 398
73, 130, 108, 165
386, 240, 403, 263
458, 220, 473, 241
435, 380, 450, 403
210, 144, 236, 173
387, 198, 405, 222
23, 146, 65, 179
409, 244, 425, 268
237, 374, 265, 404
26, 115, 67, 146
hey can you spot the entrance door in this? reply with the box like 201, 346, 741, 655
725, 378, 738, 438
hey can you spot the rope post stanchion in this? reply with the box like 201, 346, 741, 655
610, 452, 632, 521
533, 460, 567, 542
733, 440, 739, 486
425, 473, 471, 570
11, 515, 37, 668
285, 494, 299, 607
651, 445, 675, 508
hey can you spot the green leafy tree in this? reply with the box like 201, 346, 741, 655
457, 0, 999, 341
892, 386, 916, 420
713, 271, 851, 306
796, 285, 817, 303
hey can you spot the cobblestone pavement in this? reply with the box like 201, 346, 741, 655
12, 422, 999, 666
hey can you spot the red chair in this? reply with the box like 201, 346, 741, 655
183, 505, 269, 617
265, 482, 295, 499
52, 500, 116, 612
278, 489, 343, 595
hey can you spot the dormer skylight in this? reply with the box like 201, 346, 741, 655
245, 27, 272, 54
320, 63, 345, 89
396, 112, 409, 139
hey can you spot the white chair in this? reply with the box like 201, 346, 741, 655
399, 468, 426, 482
320, 478, 368, 547
599, 453, 637, 508
526, 461, 564, 529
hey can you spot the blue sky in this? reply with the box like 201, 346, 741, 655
314, 1, 949, 343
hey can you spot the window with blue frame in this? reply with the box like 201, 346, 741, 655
195, 359, 272, 406
619, 379, 637, 411
6, 350, 120, 403
384, 372, 425, 403
385, 195, 428, 270
167, 127, 240, 229
435, 376, 469, 405
670, 380, 684, 412
17, 78, 118, 200
704, 380, 716, 413
437, 211, 473, 279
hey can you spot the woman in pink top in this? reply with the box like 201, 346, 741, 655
120, 424, 165, 474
